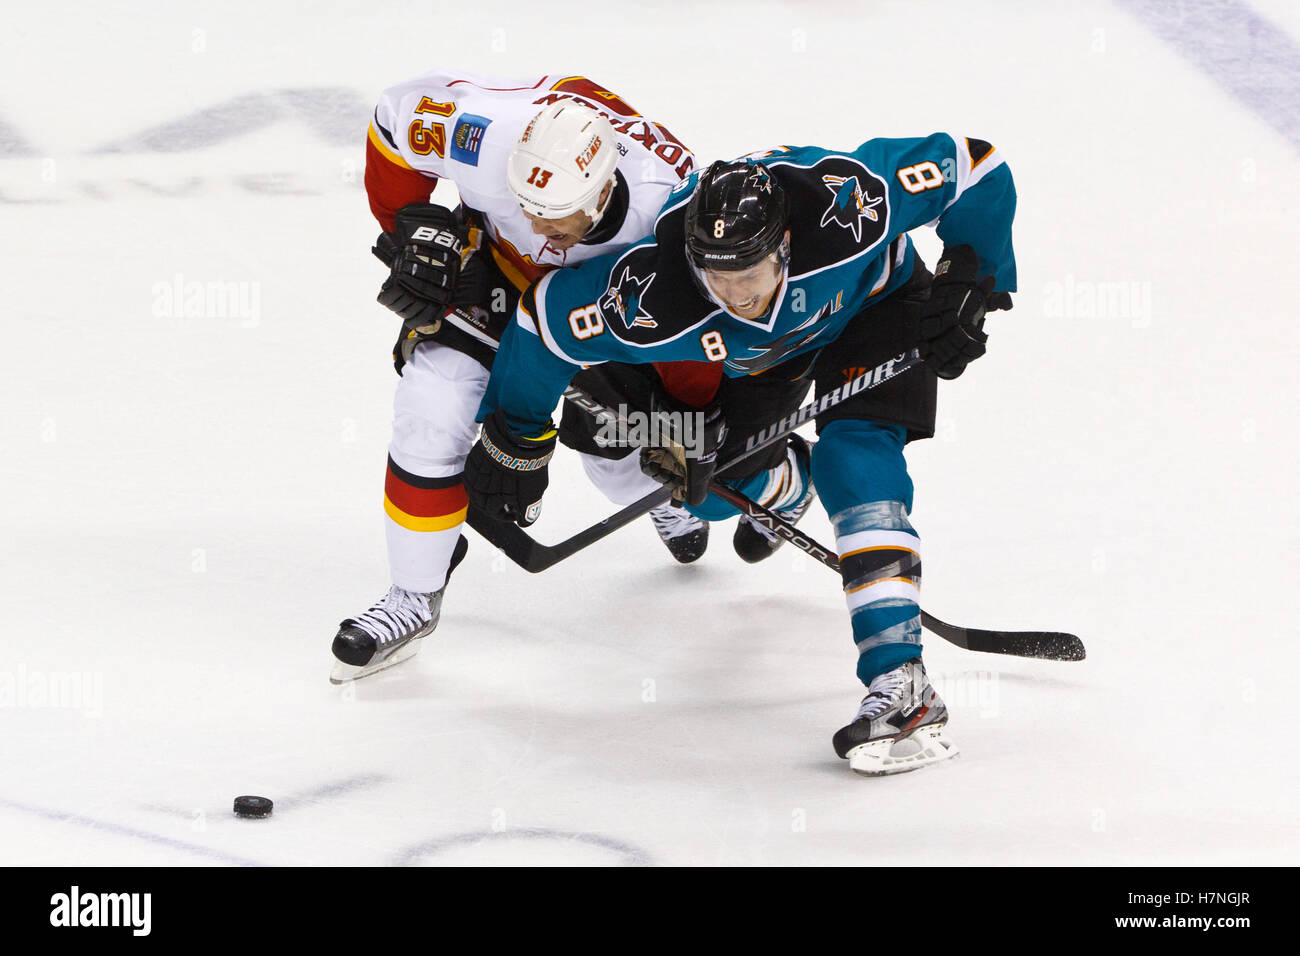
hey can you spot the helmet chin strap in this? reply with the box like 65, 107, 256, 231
580, 175, 617, 234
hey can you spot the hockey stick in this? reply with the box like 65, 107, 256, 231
468, 483, 673, 572
704, 482, 1086, 661
465, 352, 923, 572
468, 361, 1084, 661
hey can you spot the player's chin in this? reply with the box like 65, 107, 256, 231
548, 235, 580, 250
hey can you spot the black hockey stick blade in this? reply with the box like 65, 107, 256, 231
468, 352, 922, 572
709, 481, 1088, 661
466, 485, 673, 573
920, 611, 1086, 661
466, 352, 1087, 661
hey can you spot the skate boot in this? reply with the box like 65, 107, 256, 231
330, 536, 466, 684
732, 434, 817, 563
649, 502, 709, 563
832, 658, 959, 776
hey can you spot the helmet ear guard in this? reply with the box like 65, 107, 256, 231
507, 101, 620, 227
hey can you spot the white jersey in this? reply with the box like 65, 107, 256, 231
367, 70, 696, 288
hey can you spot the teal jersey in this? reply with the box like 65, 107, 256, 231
482, 133, 1016, 434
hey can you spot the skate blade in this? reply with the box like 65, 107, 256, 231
328, 636, 425, 685
846, 723, 960, 777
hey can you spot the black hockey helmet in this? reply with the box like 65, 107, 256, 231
684, 159, 789, 273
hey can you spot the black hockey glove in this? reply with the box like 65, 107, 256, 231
639, 393, 727, 507
916, 244, 1009, 380
464, 409, 557, 527
376, 203, 467, 324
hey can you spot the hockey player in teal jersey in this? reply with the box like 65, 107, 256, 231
465, 134, 1016, 774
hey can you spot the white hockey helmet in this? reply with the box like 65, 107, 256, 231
507, 100, 620, 224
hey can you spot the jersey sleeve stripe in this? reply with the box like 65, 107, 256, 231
447, 76, 547, 91
941, 133, 1006, 213
364, 135, 437, 231
489, 245, 537, 293
373, 109, 399, 147
966, 137, 996, 168
519, 285, 544, 337
368, 121, 413, 170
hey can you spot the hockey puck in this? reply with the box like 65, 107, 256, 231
233, 795, 273, 819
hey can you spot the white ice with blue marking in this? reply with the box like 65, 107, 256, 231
1, 0, 1298, 865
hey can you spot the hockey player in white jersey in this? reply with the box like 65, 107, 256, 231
331, 72, 715, 683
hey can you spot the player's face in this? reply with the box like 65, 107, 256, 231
701, 240, 788, 319
521, 179, 614, 251
524, 208, 592, 251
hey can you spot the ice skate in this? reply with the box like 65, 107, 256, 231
832, 658, 959, 775
329, 585, 445, 684
649, 502, 709, 563
330, 536, 467, 684
733, 434, 817, 563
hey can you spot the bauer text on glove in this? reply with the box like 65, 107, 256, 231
376, 203, 467, 325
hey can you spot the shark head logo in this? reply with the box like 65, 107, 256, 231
599, 265, 657, 329
745, 164, 775, 194
819, 174, 883, 242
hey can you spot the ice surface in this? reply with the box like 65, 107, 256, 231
2, 0, 1298, 865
